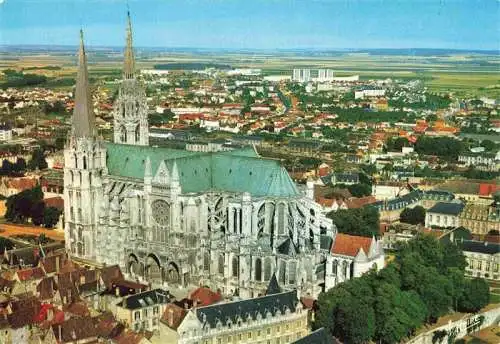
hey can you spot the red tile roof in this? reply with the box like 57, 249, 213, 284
3, 178, 37, 191
63, 301, 90, 317
161, 303, 188, 330
113, 329, 149, 344
344, 196, 377, 209
300, 297, 315, 310
100, 265, 124, 290
331, 233, 372, 257
479, 183, 500, 197
189, 287, 222, 306
44, 197, 64, 210
16, 266, 46, 281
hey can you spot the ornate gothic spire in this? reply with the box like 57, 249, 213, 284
72, 30, 95, 138
123, 10, 135, 79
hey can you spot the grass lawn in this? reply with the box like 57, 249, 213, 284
489, 292, 500, 304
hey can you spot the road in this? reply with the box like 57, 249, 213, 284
0, 223, 65, 241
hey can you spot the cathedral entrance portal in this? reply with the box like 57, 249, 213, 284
146, 255, 162, 284
166, 262, 181, 285
128, 254, 141, 277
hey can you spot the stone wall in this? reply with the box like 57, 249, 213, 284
405, 305, 500, 344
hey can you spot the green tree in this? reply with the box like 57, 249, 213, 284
55, 137, 66, 150
386, 137, 409, 152
374, 283, 427, 343
414, 136, 465, 161
481, 139, 496, 152
43, 206, 61, 228
28, 148, 48, 170
5, 186, 45, 224
360, 164, 377, 176
336, 297, 375, 344
1, 159, 13, 175
314, 231, 490, 343
14, 157, 27, 173
458, 278, 490, 312
347, 183, 372, 197
327, 206, 380, 237
400, 206, 426, 225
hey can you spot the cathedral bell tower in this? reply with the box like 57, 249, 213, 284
63, 30, 106, 260
113, 11, 149, 146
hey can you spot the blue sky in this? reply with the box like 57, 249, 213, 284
0, 0, 498, 50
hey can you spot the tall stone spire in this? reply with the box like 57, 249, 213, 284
123, 10, 135, 79
72, 30, 95, 138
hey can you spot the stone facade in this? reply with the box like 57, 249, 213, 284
459, 202, 500, 236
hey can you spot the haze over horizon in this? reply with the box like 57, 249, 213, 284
0, 0, 498, 51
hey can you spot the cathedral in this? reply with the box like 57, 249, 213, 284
63, 14, 384, 299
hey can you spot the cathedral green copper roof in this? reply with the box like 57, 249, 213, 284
104, 143, 300, 197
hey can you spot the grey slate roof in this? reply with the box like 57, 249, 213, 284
265, 273, 282, 295
423, 190, 455, 201
277, 238, 299, 256
458, 240, 500, 255
428, 202, 465, 216
292, 328, 335, 344
119, 288, 171, 310
371, 189, 424, 211
195, 290, 298, 329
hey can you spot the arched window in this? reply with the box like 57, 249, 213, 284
135, 125, 140, 143
218, 254, 225, 275
279, 260, 286, 285
332, 260, 338, 274
264, 258, 272, 281
288, 261, 297, 285
232, 256, 239, 277
204, 252, 210, 271
277, 203, 286, 235
83, 156, 87, 169
255, 258, 262, 281
343, 261, 348, 277
120, 126, 127, 143
74, 154, 78, 169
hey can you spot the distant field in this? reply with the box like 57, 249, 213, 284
424, 72, 500, 98
1, 51, 499, 98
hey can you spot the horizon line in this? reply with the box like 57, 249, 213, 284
0, 44, 499, 54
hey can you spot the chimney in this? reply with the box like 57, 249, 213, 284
115, 287, 120, 297
58, 324, 62, 342
184, 301, 188, 309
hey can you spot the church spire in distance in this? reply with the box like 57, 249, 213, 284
123, 10, 135, 79
72, 29, 95, 138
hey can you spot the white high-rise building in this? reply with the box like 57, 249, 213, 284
292, 68, 312, 83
